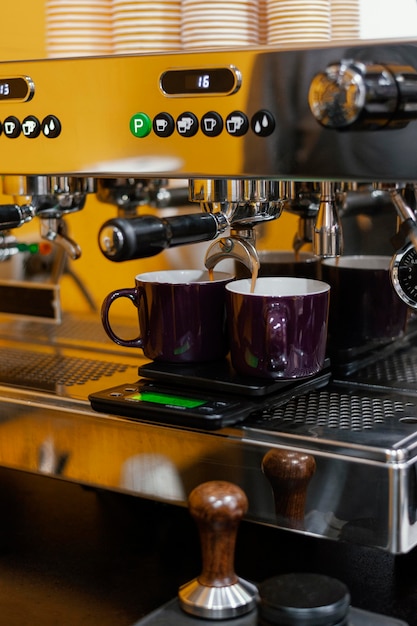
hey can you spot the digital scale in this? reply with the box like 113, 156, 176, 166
88, 358, 332, 430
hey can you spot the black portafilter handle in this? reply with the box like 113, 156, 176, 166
0, 204, 34, 230
98, 212, 224, 261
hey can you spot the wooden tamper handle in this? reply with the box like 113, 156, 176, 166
262, 449, 316, 530
178, 480, 258, 620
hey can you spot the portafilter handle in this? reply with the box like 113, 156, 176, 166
178, 480, 258, 620
98, 212, 227, 261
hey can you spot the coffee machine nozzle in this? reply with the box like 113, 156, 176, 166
0, 176, 96, 260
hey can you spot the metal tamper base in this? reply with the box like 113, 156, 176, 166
179, 576, 258, 620
178, 481, 259, 620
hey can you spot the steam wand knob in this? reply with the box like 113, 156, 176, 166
178, 480, 258, 620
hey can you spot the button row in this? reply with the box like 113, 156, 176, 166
0, 115, 61, 138
130, 109, 275, 139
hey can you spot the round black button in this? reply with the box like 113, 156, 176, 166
153, 112, 175, 137
22, 115, 41, 138
3, 116, 21, 138
225, 111, 249, 136
176, 112, 199, 137
251, 110, 276, 137
201, 111, 223, 137
42, 115, 61, 138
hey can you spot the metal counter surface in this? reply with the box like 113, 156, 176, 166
0, 315, 416, 623
1, 313, 417, 554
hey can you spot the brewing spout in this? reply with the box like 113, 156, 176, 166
313, 181, 343, 257
40, 216, 81, 260
204, 228, 260, 277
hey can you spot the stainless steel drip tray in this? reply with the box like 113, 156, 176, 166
0, 311, 139, 357
243, 381, 417, 461
333, 335, 417, 397
0, 339, 141, 403
1, 325, 417, 552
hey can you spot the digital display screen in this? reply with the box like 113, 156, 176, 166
160, 67, 240, 96
0, 77, 34, 102
128, 391, 207, 409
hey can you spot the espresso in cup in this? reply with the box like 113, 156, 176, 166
226, 277, 330, 379
321, 255, 409, 353
101, 269, 233, 363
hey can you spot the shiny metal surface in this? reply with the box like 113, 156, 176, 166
1, 42, 417, 562
0, 41, 417, 179
1, 315, 417, 553
178, 578, 258, 620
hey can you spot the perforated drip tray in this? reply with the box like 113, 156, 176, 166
333, 332, 417, 396
244, 381, 417, 455
0, 311, 138, 356
0, 343, 139, 401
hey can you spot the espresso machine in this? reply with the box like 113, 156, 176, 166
2, 39, 417, 623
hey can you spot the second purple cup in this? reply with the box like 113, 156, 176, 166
226, 277, 330, 379
101, 269, 233, 363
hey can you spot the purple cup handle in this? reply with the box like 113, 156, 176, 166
265, 302, 288, 374
101, 287, 144, 349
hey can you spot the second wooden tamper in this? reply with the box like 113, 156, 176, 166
178, 480, 258, 620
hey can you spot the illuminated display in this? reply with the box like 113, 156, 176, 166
160, 67, 240, 96
0, 77, 34, 102
128, 390, 206, 409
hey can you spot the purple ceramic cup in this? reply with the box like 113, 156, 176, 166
226, 277, 330, 379
102, 269, 233, 363
321, 255, 409, 351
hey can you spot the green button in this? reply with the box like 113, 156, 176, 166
130, 113, 152, 138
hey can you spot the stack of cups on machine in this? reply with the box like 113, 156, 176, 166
265, 0, 331, 46
45, 0, 362, 58
45, 0, 113, 57
180, 0, 260, 49
111, 0, 182, 54
330, 0, 361, 41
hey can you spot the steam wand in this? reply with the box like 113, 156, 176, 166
313, 181, 343, 257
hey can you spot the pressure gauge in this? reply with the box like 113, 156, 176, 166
390, 243, 417, 309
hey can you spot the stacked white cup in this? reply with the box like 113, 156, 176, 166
266, 0, 331, 46
45, 0, 113, 57
181, 0, 259, 49
330, 0, 361, 41
111, 0, 182, 54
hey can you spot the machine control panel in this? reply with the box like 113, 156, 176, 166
129, 109, 275, 138
0, 114, 61, 139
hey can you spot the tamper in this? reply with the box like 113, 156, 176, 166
178, 480, 258, 620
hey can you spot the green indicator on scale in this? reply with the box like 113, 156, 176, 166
130, 391, 206, 409
129, 112, 152, 138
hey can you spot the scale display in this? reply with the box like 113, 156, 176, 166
127, 390, 206, 409
89, 380, 252, 430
